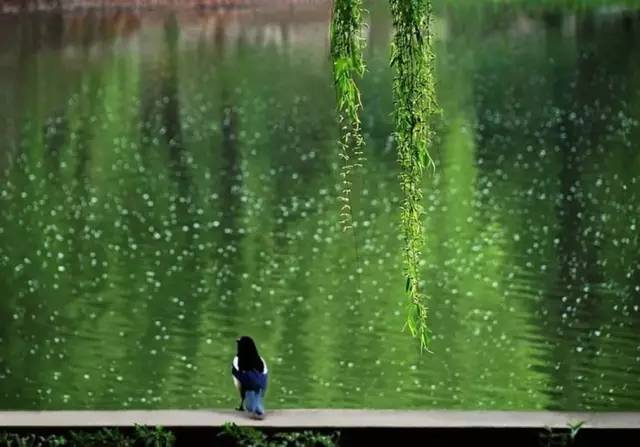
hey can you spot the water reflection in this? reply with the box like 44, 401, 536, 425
0, 2, 639, 410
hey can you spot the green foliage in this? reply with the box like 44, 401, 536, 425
219, 423, 339, 447
538, 421, 585, 447
0, 433, 66, 447
330, 0, 437, 348
132, 425, 175, 447
219, 423, 268, 447
388, 0, 438, 351
568, 421, 585, 439
330, 0, 366, 232
271, 431, 338, 447
0, 426, 175, 447
68, 428, 134, 447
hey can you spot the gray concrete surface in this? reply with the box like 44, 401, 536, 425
0, 410, 639, 429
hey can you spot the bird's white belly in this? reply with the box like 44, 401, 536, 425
232, 356, 241, 390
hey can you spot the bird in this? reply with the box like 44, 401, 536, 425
231, 336, 268, 419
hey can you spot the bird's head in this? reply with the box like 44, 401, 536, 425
236, 336, 259, 357
236, 336, 264, 372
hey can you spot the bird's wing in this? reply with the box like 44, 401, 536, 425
261, 357, 268, 374
231, 356, 241, 390
235, 369, 267, 391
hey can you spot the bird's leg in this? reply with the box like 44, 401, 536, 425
236, 390, 245, 411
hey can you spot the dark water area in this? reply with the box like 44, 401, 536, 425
0, 1, 639, 411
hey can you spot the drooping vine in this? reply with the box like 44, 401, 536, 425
329, 0, 436, 350
330, 0, 366, 233
389, 0, 437, 351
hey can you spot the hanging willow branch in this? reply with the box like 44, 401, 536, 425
330, 0, 366, 232
389, 0, 437, 351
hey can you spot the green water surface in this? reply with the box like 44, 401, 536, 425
0, 1, 639, 410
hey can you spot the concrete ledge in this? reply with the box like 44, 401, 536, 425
1, 410, 639, 429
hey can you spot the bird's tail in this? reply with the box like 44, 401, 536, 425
244, 390, 265, 418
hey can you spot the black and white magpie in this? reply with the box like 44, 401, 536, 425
231, 336, 268, 419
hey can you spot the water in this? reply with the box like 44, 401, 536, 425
0, 2, 639, 411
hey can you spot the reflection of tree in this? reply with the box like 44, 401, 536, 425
539, 11, 640, 410
458, 8, 640, 410
43, 113, 67, 179
541, 11, 599, 409
66, 69, 100, 285
162, 15, 190, 198
216, 90, 245, 329
627, 17, 640, 333
210, 12, 243, 322
589, 12, 640, 408
0, 233, 10, 370
556, 12, 600, 296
